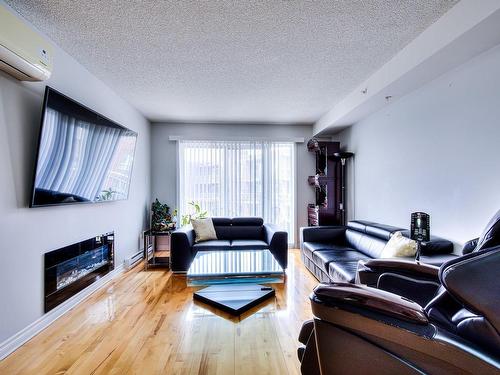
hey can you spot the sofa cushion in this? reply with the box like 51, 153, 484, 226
312, 249, 369, 272
358, 234, 387, 258
212, 217, 265, 240
364, 222, 403, 240
211, 217, 232, 226
328, 261, 361, 283
214, 226, 233, 240
212, 218, 232, 240
302, 242, 347, 259
420, 238, 454, 255
304, 242, 340, 252
347, 221, 367, 233
232, 226, 264, 240
191, 218, 217, 243
232, 217, 264, 226
192, 240, 231, 250
399, 230, 454, 255
230, 239, 268, 250
345, 229, 387, 258
348, 220, 404, 240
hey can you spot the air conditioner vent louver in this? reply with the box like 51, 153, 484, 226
0, 5, 52, 81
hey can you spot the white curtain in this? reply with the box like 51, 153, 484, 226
178, 140, 295, 243
35, 108, 125, 201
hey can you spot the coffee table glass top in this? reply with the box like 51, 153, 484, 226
187, 249, 283, 279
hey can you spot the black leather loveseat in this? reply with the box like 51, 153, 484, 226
300, 220, 456, 283
171, 217, 288, 272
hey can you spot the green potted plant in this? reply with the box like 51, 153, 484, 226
151, 198, 176, 232
180, 201, 208, 226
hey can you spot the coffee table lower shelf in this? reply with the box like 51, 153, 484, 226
193, 284, 275, 315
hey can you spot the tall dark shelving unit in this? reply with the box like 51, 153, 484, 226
307, 140, 342, 226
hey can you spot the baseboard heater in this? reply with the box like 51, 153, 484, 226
125, 250, 144, 269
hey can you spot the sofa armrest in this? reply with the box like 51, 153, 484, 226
170, 226, 195, 272
312, 283, 429, 325
462, 237, 479, 255
300, 226, 346, 244
264, 223, 288, 269
172, 225, 195, 246
356, 259, 441, 306
357, 258, 439, 285
359, 259, 439, 278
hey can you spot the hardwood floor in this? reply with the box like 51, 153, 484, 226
0, 249, 317, 375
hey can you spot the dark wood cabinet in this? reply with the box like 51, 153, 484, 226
307, 140, 342, 226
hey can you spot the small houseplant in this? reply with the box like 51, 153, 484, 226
180, 201, 208, 226
151, 198, 176, 232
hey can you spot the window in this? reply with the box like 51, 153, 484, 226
178, 140, 295, 243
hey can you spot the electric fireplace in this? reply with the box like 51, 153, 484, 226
44, 233, 114, 312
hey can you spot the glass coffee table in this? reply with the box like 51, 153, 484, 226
187, 249, 284, 282
187, 249, 285, 315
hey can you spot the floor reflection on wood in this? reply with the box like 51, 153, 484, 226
0, 249, 318, 375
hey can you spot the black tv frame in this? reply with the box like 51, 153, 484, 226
30, 86, 138, 208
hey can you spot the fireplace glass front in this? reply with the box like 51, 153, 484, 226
44, 233, 114, 312
55, 245, 110, 290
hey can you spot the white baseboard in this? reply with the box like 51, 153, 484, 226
0, 263, 125, 361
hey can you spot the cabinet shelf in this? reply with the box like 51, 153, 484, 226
307, 140, 342, 226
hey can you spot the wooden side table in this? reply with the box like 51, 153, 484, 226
144, 230, 172, 270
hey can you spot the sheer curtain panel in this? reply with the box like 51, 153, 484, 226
178, 140, 295, 243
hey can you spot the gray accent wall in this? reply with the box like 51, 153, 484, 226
335, 43, 500, 250
150, 122, 315, 245
0, 15, 151, 341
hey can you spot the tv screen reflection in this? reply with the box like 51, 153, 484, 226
31, 88, 137, 207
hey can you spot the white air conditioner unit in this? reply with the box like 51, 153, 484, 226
0, 5, 53, 81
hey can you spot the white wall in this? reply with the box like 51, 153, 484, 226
335, 43, 500, 250
0, 6, 151, 342
151, 122, 315, 244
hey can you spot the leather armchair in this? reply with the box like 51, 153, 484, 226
298, 245, 500, 374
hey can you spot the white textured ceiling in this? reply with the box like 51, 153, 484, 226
6, 0, 456, 123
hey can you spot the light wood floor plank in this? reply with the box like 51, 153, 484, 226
0, 250, 317, 375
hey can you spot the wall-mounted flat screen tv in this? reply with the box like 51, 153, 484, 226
31, 87, 138, 207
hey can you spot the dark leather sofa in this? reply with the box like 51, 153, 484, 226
298, 210, 500, 374
300, 220, 456, 283
170, 217, 288, 272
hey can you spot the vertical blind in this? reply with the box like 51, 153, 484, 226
178, 140, 295, 243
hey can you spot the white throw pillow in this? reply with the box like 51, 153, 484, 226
191, 218, 217, 243
380, 231, 417, 258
